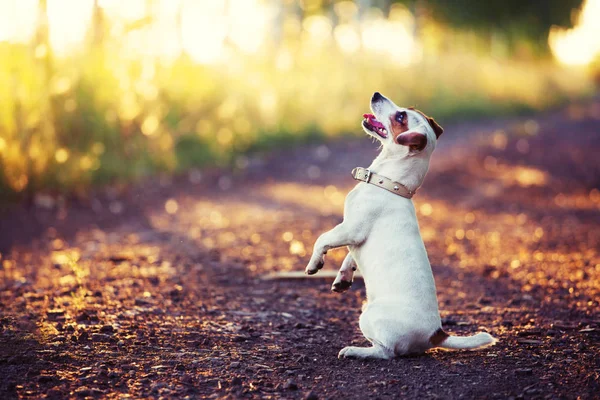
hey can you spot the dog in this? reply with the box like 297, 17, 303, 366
305, 92, 496, 359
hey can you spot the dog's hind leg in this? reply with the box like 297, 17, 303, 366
338, 343, 394, 359
331, 252, 356, 293
338, 303, 411, 359
339, 307, 396, 359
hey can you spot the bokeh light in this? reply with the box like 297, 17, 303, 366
549, 0, 600, 65
0, 0, 596, 196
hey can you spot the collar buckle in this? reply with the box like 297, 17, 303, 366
351, 166, 415, 199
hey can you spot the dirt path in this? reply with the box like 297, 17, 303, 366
1, 102, 599, 399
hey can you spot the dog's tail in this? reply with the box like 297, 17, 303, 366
430, 327, 496, 350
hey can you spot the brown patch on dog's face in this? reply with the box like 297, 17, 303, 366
389, 111, 409, 142
392, 110, 428, 151
408, 107, 444, 138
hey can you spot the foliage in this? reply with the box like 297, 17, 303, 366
0, 1, 596, 200
397, 0, 585, 52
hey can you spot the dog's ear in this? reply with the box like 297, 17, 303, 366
409, 108, 444, 139
427, 117, 444, 139
396, 132, 427, 151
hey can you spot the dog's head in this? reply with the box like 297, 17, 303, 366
362, 92, 443, 156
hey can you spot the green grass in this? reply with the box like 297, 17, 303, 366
0, 42, 596, 201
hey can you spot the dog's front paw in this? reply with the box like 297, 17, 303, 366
305, 259, 324, 275
331, 279, 352, 293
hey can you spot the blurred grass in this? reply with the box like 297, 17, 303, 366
0, 29, 597, 201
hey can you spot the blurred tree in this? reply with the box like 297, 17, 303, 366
89, 0, 104, 50
396, 0, 585, 53
26, 0, 55, 200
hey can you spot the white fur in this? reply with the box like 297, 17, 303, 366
306, 93, 496, 359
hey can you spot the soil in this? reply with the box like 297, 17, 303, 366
1, 102, 599, 399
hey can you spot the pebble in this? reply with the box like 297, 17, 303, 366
47, 309, 65, 317
296, 355, 308, 363
91, 333, 111, 342
304, 390, 318, 400
37, 375, 55, 383
232, 335, 249, 342
231, 377, 243, 386
515, 368, 533, 375
74, 386, 104, 396
135, 298, 152, 306
151, 382, 167, 392
284, 379, 298, 390
74, 386, 92, 397
100, 325, 115, 334
517, 339, 543, 345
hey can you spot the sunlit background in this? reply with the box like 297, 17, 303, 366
0, 0, 599, 198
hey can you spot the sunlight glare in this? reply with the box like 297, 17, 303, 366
361, 5, 419, 66
0, 0, 37, 43
334, 24, 361, 54
98, 0, 146, 21
152, 0, 184, 61
47, 0, 94, 56
181, 0, 227, 64
228, 0, 271, 54
549, 0, 600, 66
303, 15, 333, 47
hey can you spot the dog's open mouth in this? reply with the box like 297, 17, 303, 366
362, 113, 388, 138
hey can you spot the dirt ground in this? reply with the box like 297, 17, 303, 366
1, 102, 599, 399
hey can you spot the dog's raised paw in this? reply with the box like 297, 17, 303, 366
304, 266, 318, 275
305, 259, 324, 275
305, 266, 318, 275
316, 259, 324, 270
331, 280, 352, 293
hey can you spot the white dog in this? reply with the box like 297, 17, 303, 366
305, 92, 496, 359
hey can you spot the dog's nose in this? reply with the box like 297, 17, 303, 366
372, 92, 383, 102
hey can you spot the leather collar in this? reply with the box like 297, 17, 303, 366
351, 167, 415, 199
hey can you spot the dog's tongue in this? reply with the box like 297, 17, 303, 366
363, 113, 385, 129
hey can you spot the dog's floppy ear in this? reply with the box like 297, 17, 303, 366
409, 108, 444, 139
396, 132, 427, 151
427, 117, 444, 139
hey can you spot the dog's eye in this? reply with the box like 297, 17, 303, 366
395, 111, 406, 123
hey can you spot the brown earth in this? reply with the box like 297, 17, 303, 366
1, 101, 599, 399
